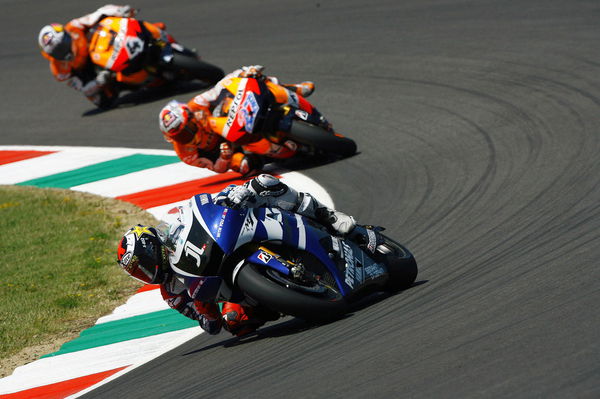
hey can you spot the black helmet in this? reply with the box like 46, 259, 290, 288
117, 225, 168, 284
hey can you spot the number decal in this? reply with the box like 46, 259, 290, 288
238, 92, 260, 133
125, 37, 144, 59
184, 241, 205, 268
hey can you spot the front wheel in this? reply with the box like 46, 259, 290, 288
377, 237, 418, 291
237, 263, 348, 322
287, 120, 357, 157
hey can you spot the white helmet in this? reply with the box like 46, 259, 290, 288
38, 24, 73, 60
158, 101, 198, 144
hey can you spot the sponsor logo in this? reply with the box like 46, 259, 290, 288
257, 251, 272, 264
216, 208, 228, 238
295, 110, 309, 120
226, 85, 245, 129
108, 29, 125, 67
130, 225, 154, 239
367, 229, 377, 253
364, 264, 385, 278
331, 237, 340, 253
258, 188, 285, 197
239, 92, 260, 132
288, 91, 299, 107
162, 110, 180, 131
120, 251, 132, 267
243, 212, 255, 230
200, 194, 210, 205
42, 32, 54, 46
190, 278, 206, 299
342, 241, 357, 288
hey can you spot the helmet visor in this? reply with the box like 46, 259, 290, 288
50, 33, 72, 61
126, 256, 159, 284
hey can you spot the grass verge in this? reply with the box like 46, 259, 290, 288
0, 185, 152, 377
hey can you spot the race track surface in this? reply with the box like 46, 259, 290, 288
3, 0, 599, 397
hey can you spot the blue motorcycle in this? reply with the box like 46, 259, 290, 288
165, 193, 418, 321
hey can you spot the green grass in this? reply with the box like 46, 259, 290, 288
0, 186, 154, 362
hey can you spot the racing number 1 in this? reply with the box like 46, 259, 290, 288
184, 241, 204, 268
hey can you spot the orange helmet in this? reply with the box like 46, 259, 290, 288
159, 101, 198, 144
38, 23, 73, 60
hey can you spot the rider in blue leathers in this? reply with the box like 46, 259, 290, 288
117, 174, 355, 336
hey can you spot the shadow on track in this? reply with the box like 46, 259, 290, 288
81, 81, 211, 116
270, 151, 361, 172
181, 280, 427, 355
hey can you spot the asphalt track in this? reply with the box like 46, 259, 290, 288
3, 0, 599, 397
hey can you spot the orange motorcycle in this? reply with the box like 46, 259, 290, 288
88, 16, 224, 108
208, 76, 357, 158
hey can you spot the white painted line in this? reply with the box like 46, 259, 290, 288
96, 289, 169, 324
0, 150, 125, 185
0, 327, 201, 395
0, 146, 335, 398
0, 145, 174, 156
72, 162, 217, 197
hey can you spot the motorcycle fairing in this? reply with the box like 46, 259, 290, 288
191, 194, 375, 296
328, 238, 388, 290
89, 17, 148, 72
192, 194, 323, 255
220, 77, 267, 141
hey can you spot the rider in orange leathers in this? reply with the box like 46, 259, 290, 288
38, 4, 137, 106
158, 65, 318, 175
38, 4, 174, 108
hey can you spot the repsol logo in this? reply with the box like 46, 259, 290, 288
226, 85, 245, 128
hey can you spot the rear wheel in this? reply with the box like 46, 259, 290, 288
170, 53, 224, 85
236, 248, 348, 321
287, 120, 357, 157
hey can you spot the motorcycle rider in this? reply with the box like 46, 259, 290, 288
38, 4, 137, 106
159, 100, 258, 174
38, 4, 173, 107
158, 65, 321, 175
116, 174, 356, 336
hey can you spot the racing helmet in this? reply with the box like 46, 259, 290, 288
159, 101, 198, 144
117, 225, 168, 284
38, 24, 73, 61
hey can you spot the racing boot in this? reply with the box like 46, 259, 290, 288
231, 153, 264, 176
315, 208, 356, 236
283, 81, 315, 97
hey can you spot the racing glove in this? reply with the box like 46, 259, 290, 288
240, 65, 265, 78
223, 185, 254, 208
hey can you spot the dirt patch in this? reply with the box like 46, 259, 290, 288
0, 335, 75, 378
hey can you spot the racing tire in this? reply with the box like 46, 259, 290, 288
171, 53, 225, 85
379, 236, 418, 291
237, 263, 349, 322
287, 120, 357, 157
